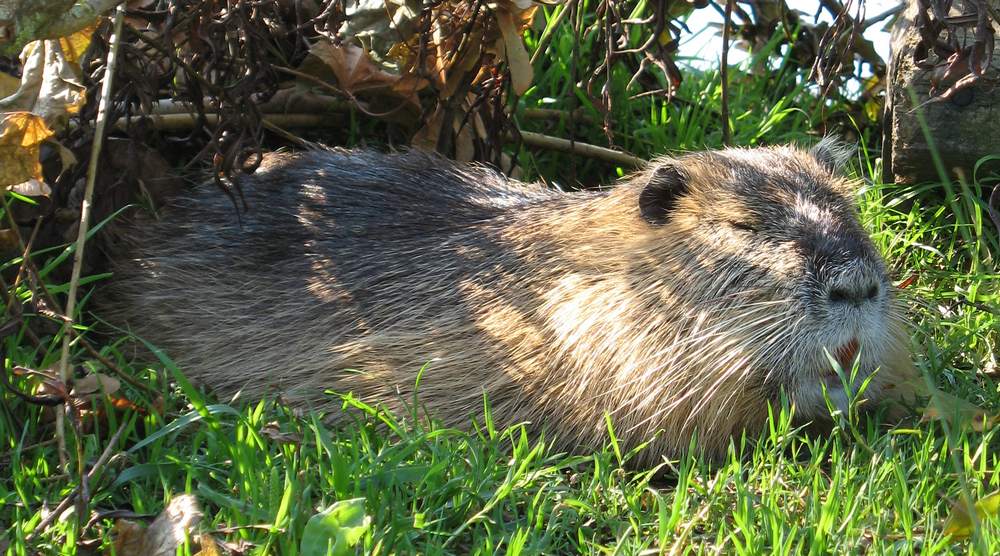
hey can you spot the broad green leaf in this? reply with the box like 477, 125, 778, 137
943, 491, 1000, 539
300, 498, 370, 556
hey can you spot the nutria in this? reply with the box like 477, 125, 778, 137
100, 140, 923, 463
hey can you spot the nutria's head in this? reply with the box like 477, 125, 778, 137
622, 140, 906, 433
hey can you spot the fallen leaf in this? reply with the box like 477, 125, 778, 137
14, 365, 67, 400
0, 228, 20, 252
0, 37, 91, 126
0, 112, 54, 188
300, 498, 370, 556
0, 23, 95, 193
339, 0, 424, 56
896, 273, 918, 289
303, 42, 412, 100
194, 533, 224, 556
920, 390, 997, 432
70, 373, 121, 398
494, 7, 534, 95
112, 519, 149, 555
113, 494, 202, 556
10, 178, 52, 196
943, 491, 1000, 539
261, 421, 303, 445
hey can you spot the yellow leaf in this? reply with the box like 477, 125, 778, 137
943, 491, 1000, 539
57, 22, 98, 64
0, 112, 53, 188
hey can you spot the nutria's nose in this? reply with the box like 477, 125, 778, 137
828, 280, 880, 305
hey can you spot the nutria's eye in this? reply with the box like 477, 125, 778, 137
727, 220, 757, 233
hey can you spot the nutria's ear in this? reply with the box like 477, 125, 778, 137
810, 136, 855, 175
639, 161, 688, 225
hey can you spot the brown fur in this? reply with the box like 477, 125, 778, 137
100, 142, 922, 464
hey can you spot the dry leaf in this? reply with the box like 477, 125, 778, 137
113, 494, 202, 556
494, 7, 534, 95
0, 36, 91, 126
261, 421, 303, 445
0, 112, 54, 188
411, 106, 446, 152
339, 0, 424, 56
112, 518, 149, 555
0, 228, 20, 253
194, 533, 224, 556
303, 42, 415, 102
10, 178, 52, 196
70, 373, 121, 398
0, 23, 95, 193
920, 390, 997, 432
943, 491, 1000, 539
13, 365, 66, 399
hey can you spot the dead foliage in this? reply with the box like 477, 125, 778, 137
912, 0, 998, 103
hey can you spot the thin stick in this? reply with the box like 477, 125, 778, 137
118, 109, 643, 168
516, 130, 645, 168
24, 420, 128, 543
56, 4, 126, 468
119, 112, 332, 132
720, 0, 734, 147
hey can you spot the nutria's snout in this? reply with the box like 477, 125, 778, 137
793, 228, 896, 419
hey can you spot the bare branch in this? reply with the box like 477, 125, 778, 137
720, 0, 733, 147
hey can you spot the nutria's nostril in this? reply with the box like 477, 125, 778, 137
865, 283, 879, 300
829, 282, 880, 304
829, 286, 851, 303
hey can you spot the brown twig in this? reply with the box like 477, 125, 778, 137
23, 420, 128, 543
522, 107, 594, 125
272, 65, 411, 120
863, 3, 904, 30
121, 106, 641, 168
119, 112, 333, 133
56, 2, 125, 471
720, 0, 733, 147
516, 130, 645, 168
79, 338, 157, 397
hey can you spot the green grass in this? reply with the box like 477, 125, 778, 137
3, 3, 1000, 554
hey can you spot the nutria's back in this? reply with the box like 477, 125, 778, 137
102, 144, 920, 463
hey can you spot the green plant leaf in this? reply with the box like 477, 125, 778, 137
300, 498, 370, 556
943, 491, 1000, 539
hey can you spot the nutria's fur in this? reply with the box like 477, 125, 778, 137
101, 141, 922, 463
